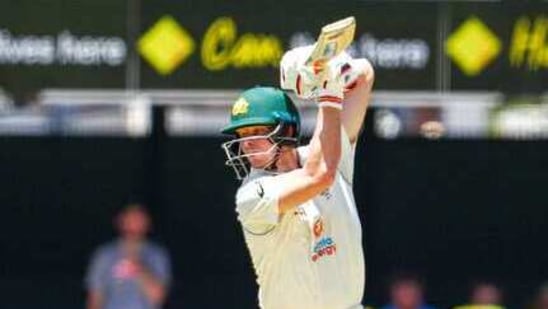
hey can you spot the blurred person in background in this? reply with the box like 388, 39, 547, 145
530, 283, 548, 309
382, 273, 436, 309
469, 281, 504, 306
85, 204, 171, 309
454, 281, 504, 309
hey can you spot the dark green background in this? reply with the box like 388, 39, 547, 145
0, 0, 128, 102
0, 0, 546, 101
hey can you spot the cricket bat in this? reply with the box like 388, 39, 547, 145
305, 16, 356, 68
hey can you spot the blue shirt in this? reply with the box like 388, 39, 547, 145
382, 304, 437, 309
85, 240, 171, 309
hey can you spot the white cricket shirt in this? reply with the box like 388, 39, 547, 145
235, 129, 365, 309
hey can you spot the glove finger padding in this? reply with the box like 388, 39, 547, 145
280, 45, 322, 99
316, 64, 344, 110
327, 52, 368, 91
280, 46, 366, 109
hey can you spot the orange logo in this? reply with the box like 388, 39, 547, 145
313, 218, 324, 238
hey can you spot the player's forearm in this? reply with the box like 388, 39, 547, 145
276, 106, 342, 214
341, 60, 374, 144
305, 105, 341, 185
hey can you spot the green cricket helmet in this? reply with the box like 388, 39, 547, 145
221, 86, 300, 137
221, 86, 301, 180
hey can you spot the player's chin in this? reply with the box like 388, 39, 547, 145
248, 155, 274, 169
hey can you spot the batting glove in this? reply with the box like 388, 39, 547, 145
280, 45, 320, 100
315, 64, 345, 109
280, 45, 344, 108
327, 51, 369, 92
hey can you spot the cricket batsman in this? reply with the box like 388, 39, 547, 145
221, 17, 374, 309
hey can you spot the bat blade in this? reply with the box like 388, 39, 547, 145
305, 16, 356, 67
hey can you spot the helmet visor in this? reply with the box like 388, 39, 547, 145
221, 125, 290, 180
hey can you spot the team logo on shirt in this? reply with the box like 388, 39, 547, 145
313, 218, 324, 238
311, 236, 337, 262
311, 220, 337, 262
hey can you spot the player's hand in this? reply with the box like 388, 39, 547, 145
315, 63, 345, 109
280, 46, 367, 109
280, 46, 344, 108
327, 52, 371, 93
280, 45, 326, 100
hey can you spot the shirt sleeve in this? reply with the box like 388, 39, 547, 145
235, 176, 281, 234
339, 126, 356, 184
85, 248, 107, 292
